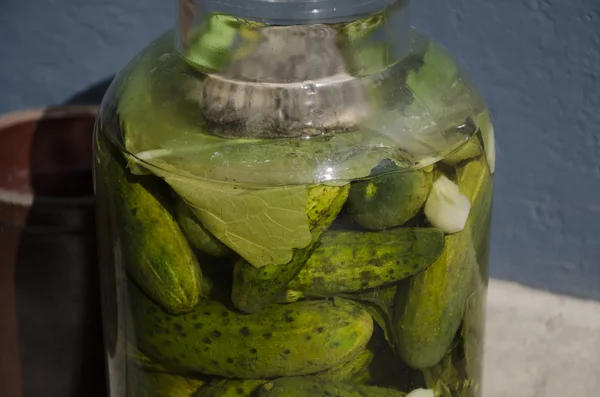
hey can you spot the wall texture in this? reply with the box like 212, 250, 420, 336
411, 0, 600, 300
1, 0, 599, 299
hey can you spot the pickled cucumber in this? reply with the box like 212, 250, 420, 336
393, 224, 476, 369
126, 342, 170, 372
316, 348, 375, 382
127, 365, 205, 397
175, 197, 234, 258
456, 155, 493, 276
339, 284, 400, 346
231, 184, 350, 313
285, 228, 444, 296
129, 282, 373, 379
194, 379, 266, 397
99, 16, 494, 397
193, 350, 373, 397
462, 263, 487, 386
97, 134, 204, 315
441, 134, 484, 167
347, 163, 433, 230
255, 377, 407, 397
393, 156, 491, 369
273, 289, 305, 304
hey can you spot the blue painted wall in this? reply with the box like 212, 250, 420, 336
1, 0, 599, 299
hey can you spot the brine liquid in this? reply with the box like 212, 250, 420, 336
94, 11, 493, 396
94, 120, 493, 397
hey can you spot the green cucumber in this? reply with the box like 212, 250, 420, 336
231, 184, 349, 313
194, 379, 266, 397
273, 289, 305, 304
315, 349, 375, 382
347, 163, 433, 231
256, 377, 407, 397
353, 367, 374, 385
127, 365, 205, 397
193, 350, 374, 397
175, 197, 234, 258
456, 155, 494, 277
96, 134, 204, 314
393, 230, 476, 370
129, 282, 373, 379
126, 342, 171, 373
462, 264, 487, 387
339, 284, 400, 346
286, 228, 444, 296
393, 155, 491, 369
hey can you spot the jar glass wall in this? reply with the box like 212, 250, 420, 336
93, 1, 495, 395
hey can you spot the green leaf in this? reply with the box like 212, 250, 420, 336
362, 41, 486, 166
406, 42, 460, 109
127, 130, 415, 185
422, 338, 479, 397
183, 13, 240, 73
156, 173, 313, 268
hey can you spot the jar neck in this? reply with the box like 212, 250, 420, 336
176, 0, 411, 75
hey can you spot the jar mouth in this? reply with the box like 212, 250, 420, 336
199, 0, 403, 24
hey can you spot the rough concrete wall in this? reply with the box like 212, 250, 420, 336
0, 0, 174, 109
0, 0, 598, 299
412, 0, 600, 300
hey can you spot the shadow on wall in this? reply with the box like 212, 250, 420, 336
64, 77, 115, 106
0, 76, 114, 397
13, 108, 105, 397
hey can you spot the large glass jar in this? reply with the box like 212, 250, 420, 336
93, 1, 495, 396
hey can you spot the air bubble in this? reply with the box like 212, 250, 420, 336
310, 109, 324, 117
302, 81, 318, 95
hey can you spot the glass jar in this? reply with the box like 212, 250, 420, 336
93, 0, 495, 396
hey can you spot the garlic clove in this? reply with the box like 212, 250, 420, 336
406, 388, 435, 397
424, 175, 471, 234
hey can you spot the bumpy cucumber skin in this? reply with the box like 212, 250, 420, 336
231, 184, 350, 313
338, 284, 400, 347
126, 343, 171, 373
393, 155, 491, 370
393, 231, 476, 369
315, 349, 375, 382
194, 379, 266, 397
175, 197, 234, 258
462, 264, 487, 388
129, 283, 373, 379
98, 134, 203, 315
127, 366, 205, 397
193, 350, 374, 397
347, 169, 432, 231
458, 155, 492, 387
286, 228, 445, 296
256, 377, 407, 397
116, 175, 203, 315
457, 155, 493, 278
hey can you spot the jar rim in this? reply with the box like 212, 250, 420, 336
198, 0, 404, 24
